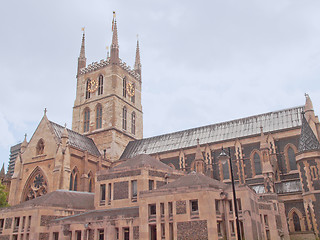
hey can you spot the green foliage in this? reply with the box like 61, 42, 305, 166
0, 182, 9, 208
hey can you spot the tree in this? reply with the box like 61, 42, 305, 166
0, 182, 9, 208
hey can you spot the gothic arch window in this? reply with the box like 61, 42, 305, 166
251, 150, 262, 176
123, 77, 127, 98
22, 167, 48, 202
88, 172, 94, 193
69, 168, 79, 191
98, 75, 103, 95
85, 79, 91, 99
36, 139, 45, 155
284, 144, 298, 171
96, 104, 102, 129
288, 208, 305, 232
122, 106, 127, 130
83, 108, 90, 132
131, 111, 136, 134
222, 161, 230, 180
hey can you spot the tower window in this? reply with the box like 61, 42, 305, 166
131, 112, 136, 134
123, 77, 127, 98
98, 75, 103, 95
96, 105, 102, 129
85, 79, 91, 99
122, 106, 127, 130
83, 108, 90, 132
253, 152, 262, 175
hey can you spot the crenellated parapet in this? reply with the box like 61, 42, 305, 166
79, 58, 141, 80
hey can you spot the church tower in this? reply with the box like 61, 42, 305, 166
72, 13, 143, 161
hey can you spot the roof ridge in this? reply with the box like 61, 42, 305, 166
137, 105, 304, 142
49, 121, 95, 143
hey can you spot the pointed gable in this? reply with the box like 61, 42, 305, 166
298, 114, 320, 152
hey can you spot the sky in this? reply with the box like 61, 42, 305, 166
1, 0, 320, 171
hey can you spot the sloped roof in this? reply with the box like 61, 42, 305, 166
121, 106, 304, 158
159, 172, 228, 190
2, 190, 94, 211
298, 114, 320, 152
54, 206, 139, 223
112, 154, 174, 172
50, 121, 101, 157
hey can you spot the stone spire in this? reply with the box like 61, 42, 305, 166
260, 126, 269, 150
194, 139, 205, 173
195, 139, 204, 161
134, 38, 141, 76
77, 29, 87, 75
303, 94, 319, 141
110, 12, 119, 65
298, 113, 320, 152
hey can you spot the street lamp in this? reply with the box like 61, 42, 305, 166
219, 147, 242, 240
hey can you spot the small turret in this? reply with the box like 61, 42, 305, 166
77, 29, 86, 75
134, 38, 141, 76
194, 139, 205, 173
20, 134, 28, 153
110, 12, 119, 65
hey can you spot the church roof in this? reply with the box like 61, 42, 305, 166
2, 190, 94, 211
158, 171, 228, 190
298, 114, 320, 152
121, 106, 304, 158
50, 121, 101, 156
111, 154, 175, 172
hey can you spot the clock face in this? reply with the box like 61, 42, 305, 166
87, 79, 98, 93
126, 82, 135, 97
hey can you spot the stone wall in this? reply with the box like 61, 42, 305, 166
176, 201, 186, 215
177, 220, 208, 240
113, 181, 128, 200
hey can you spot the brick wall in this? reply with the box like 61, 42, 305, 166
40, 215, 62, 226
177, 220, 208, 240
113, 181, 128, 200
176, 201, 186, 214
39, 233, 49, 240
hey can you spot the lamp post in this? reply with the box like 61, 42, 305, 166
219, 147, 242, 240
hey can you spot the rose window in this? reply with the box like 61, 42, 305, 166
24, 171, 48, 201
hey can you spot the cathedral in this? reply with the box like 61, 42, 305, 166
1, 13, 320, 240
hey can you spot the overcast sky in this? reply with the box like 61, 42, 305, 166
1, 0, 320, 171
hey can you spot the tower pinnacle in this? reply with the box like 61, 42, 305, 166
77, 29, 86, 75
134, 37, 141, 76
110, 12, 119, 64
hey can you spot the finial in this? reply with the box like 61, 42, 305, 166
44, 108, 47, 116
136, 34, 139, 41
112, 11, 116, 31
24, 133, 27, 140
64, 123, 67, 128
260, 126, 263, 133
106, 46, 109, 58
81, 27, 85, 33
